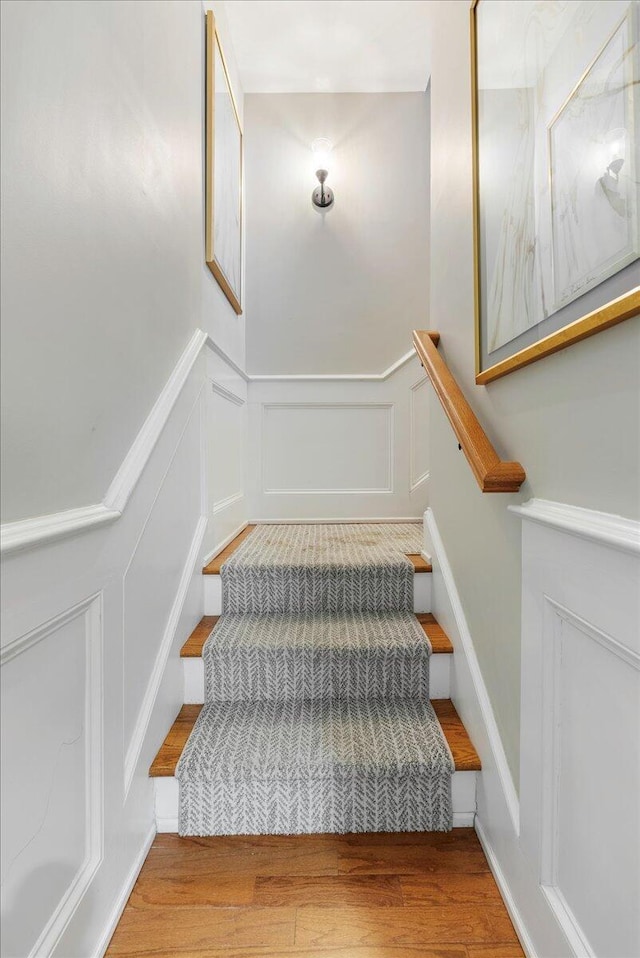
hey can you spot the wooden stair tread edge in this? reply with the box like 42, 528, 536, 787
431, 699, 481, 772
203, 524, 257, 575
181, 613, 454, 658
407, 554, 432, 573
149, 699, 480, 778
416, 613, 454, 654
180, 616, 220, 657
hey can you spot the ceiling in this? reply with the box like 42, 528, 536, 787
223, 0, 434, 93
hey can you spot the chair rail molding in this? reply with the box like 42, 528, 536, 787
509, 498, 640, 555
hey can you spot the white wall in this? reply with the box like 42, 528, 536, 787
247, 354, 429, 521
244, 92, 430, 375
0, 1, 246, 954
428, 0, 640, 786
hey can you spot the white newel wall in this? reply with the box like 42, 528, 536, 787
247, 354, 430, 521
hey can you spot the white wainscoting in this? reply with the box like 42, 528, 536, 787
0, 330, 251, 956
513, 500, 640, 958
203, 346, 249, 563
247, 354, 429, 521
427, 499, 640, 958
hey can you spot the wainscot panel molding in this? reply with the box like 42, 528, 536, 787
0, 337, 213, 957
516, 504, 640, 958
425, 506, 566, 958
247, 354, 429, 521
0, 594, 103, 958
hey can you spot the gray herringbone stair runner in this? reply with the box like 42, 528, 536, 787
176, 524, 455, 835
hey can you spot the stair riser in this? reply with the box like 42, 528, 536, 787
183, 653, 451, 703
154, 770, 476, 832
204, 572, 432, 615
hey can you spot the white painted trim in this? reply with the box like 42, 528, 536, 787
1, 339, 420, 555
1, 329, 208, 557
205, 334, 249, 382
95, 824, 156, 957
546, 596, 640, 671
212, 491, 245, 515
10, 594, 105, 958
202, 519, 249, 566
249, 517, 423, 524
425, 508, 520, 834
105, 329, 208, 514
476, 820, 536, 958
410, 470, 429, 494
0, 503, 120, 557
248, 348, 417, 382
210, 378, 245, 406
123, 515, 207, 793
509, 498, 640, 556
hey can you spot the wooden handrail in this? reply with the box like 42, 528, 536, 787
413, 330, 525, 493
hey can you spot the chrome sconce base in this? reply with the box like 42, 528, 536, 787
312, 168, 334, 210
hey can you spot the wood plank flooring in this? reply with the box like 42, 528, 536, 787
149, 699, 480, 778
106, 831, 523, 957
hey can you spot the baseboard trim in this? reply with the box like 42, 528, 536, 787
96, 823, 155, 957
124, 515, 207, 793
475, 819, 536, 958
249, 517, 422, 525
425, 507, 520, 834
202, 518, 249, 566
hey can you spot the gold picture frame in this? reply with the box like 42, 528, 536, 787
471, 0, 640, 385
205, 11, 243, 315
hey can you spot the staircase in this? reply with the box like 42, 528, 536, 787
150, 523, 480, 834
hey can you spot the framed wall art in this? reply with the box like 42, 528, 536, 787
206, 10, 243, 315
471, 0, 640, 384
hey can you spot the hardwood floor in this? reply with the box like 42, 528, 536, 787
106, 831, 523, 957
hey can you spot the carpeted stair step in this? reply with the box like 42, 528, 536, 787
219, 523, 423, 614
174, 697, 456, 836
200, 611, 431, 702
150, 700, 481, 833
181, 612, 452, 703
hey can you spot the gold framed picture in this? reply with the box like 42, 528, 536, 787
205, 11, 243, 315
471, 0, 640, 384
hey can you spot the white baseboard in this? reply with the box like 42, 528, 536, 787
424, 508, 519, 833
124, 515, 207, 792
476, 819, 536, 958
95, 823, 155, 957
249, 517, 422, 524
202, 519, 249, 567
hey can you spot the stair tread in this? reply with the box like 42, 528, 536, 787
150, 698, 480, 777
203, 525, 257, 574
202, 524, 431, 576
181, 613, 452, 657
177, 698, 454, 779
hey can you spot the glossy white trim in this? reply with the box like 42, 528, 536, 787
123, 516, 207, 793
0, 504, 120, 557
425, 507, 520, 833
95, 825, 156, 957
248, 348, 416, 382
105, 330, 208, 513
509, 498, 640, 556
475, 820, 535, 958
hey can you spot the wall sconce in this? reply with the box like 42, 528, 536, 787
311, 138, 335, 210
